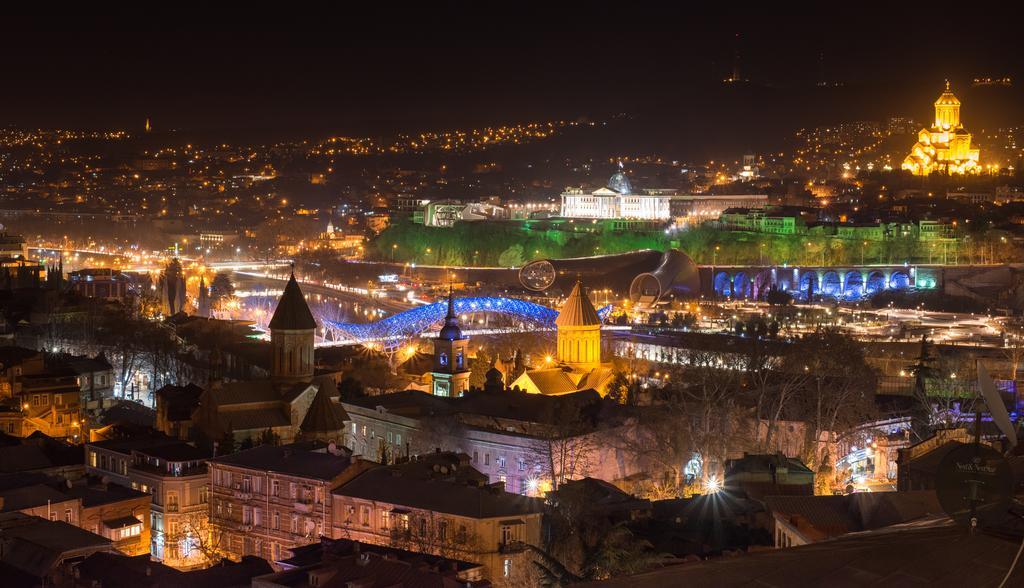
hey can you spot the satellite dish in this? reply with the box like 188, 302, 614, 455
935, 443, 1014, 529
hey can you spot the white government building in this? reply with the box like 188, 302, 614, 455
560, 166, 673, 220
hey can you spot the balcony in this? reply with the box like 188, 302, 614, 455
294, 501, 313, 513
233, 490, 253, 500
500, 540, 526, 554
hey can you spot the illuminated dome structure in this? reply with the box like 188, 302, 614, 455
607, 166, 633, 195
902, 81, 981, 175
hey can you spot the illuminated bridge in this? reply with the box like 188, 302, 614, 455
323, 296, 612, 349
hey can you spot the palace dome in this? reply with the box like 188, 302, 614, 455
607, 170, 632, 195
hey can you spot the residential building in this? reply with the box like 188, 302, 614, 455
74, 550, 274, 588
0, 512, 113, 586
331, 452, 543, 584
766, 491, 943, 548
208, 442, 364, 563
68, 268, 132, 301
255, 537, 491, 588
342, 387, 639, 496
127, 442, 212, 568
85, 433, 208, 565
65, 479, 152, 556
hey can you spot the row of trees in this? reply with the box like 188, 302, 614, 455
368, 218, 668, 266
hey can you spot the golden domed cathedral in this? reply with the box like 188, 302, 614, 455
902, 81, 981, 175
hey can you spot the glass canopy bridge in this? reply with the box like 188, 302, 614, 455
322, 296, 612, 349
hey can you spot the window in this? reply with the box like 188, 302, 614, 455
243, 506, 252, 525
386, 431, 393, 443
439, 352, 448, 367
118, 524, 142, 540
361, 425, 367, 437
89, 451, 97, 467
242, 476, 252, 492
473, 451, 478, 463
396, 434, 401, 445
167, 492, 179, 512
496, 456, 506, 469
484, 454, 490, 466
290, 482, 297, 499
49, 512, 57, 521
518, 458, 526, 472
360, 506, 370, 526
380, 510, 390, 530
273, 511, 280, 530
271, 479, 279, 497
64, 509, 72, 523
456, 351, 463, 369
438, 520, 448, 540
418, 518, 427, 537
291, 515, 298, 533
199, 485, 209, 504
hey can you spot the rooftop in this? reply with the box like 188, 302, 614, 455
334, 458, 541, 519
584, 521, 1024, 588
268, 273, 317, 331
209, 443, 352, 481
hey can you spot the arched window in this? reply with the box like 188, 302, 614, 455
439, 352, 448, 367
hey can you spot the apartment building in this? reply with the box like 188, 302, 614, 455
330, 452, 543, 585
208, 442, 365, 563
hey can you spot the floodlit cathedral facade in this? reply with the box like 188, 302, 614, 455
902, 82, 981, 176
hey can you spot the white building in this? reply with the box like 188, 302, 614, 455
560, 167, 672, 220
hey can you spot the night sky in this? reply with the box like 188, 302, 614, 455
3, 11, 1023, 140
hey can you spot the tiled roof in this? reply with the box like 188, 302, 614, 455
217, 408, 291, 432
335, 463, 542, 519
518, 368, 579, 395
554, 280, 601, 327
209, 444, 351, 481
584, 520, 1024, 588
210, 380, 279, 405
268, 274, 316, 330
0, 484, 72, 511
300, 382, 350, 433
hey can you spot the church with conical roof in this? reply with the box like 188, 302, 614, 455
511, 280, 615, 396
188, 271, 350, 447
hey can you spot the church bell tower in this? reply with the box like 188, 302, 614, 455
269, 271, 317, 384
430, 288, 469, 397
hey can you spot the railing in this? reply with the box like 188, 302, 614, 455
500, 540, 526, 554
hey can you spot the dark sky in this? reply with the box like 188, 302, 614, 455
2, 10, 1022, 137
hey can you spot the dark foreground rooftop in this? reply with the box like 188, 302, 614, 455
585, 521, 1024, 587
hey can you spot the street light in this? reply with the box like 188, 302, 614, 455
391, 243, 398, 262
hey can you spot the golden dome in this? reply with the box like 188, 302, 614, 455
934, 80, 961, 106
